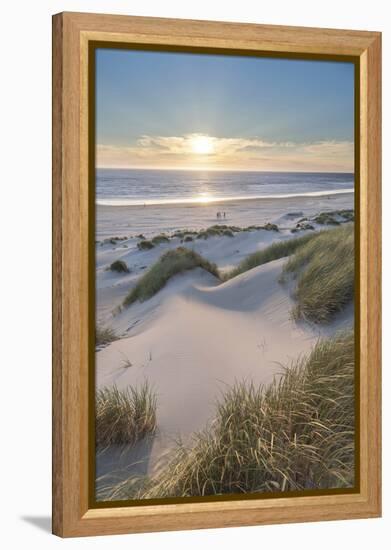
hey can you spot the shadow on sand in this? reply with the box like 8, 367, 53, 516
96, 434, 156, 499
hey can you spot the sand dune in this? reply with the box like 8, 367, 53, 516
96, 228, 282, 323
95, 197, 355, 489
96, 257, 348, 481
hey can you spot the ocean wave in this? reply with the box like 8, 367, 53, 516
96, 188, 354, 207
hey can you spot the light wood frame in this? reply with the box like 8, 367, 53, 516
52, 11, 381, 538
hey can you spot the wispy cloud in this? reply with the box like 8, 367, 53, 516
97, 134, 354, 172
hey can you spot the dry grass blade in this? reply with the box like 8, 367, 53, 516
283, 223, 354, 323
96, 382, 157, 447
95, 325, 118, 346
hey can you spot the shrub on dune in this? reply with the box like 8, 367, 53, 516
262, 222, 279, 231
338, 209, 354, 222
196, 227, 220, 239
310, 209, 354, 226
195, 225, 242, 239
102, 236, 128, 246
109, 259, 130, 273
108, 331, 354, 500
171, 230, 197, 239
312, 212, 340, 225
291, 221, 315, 233
137, 239, 154, 251
124, 247, 219, 306
151, 234, 170, 245
96, 382, 157, 447
283, 223, 354, 323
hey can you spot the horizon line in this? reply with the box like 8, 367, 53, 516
96, 166, 354, 175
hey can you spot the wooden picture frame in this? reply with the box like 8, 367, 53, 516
52, 11, 381, 537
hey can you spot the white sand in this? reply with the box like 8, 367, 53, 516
95, 194, 354, 486
96, 191, 353, 239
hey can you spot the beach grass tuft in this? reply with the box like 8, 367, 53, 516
194, 223, 279, 240
338, 209, 355, 222
262, 222, 279, 231
310, 209, 354, 225
96, 382, 157, 447
124, 247, 219, 306
106, 330, 354, 499
312, 212, 340, 225
102, 236, 128, 245
171, 230, 198, 239
283, 223, 354, 323
96, 325, 118, 346
151, 234, 170, 245
225, 231, 318, 280
291, 221, 315, 233
109, 260, 130, 273
137, 239, 154, 251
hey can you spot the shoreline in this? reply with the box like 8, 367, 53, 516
96, 188, 353, 208
96, 191, 354, 240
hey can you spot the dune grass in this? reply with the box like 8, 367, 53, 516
195, 223, 278, 240
225, 231, 318, 280
196, 226, 224, 239
151, 234, 170, 245
96, 325, 118, 346
137, 239, 154, 251
283, 224, 354, 323
171, 230, 198, 239
311, 209, 354, 225
109, 259, 129, 273
225, 224, 354, 323
96, 382, 157, 447
101, 236, 128, 246
104, 330, 354, 500
337, 209, 355, 222
291, 221, 315, 233
312, 212, 340, 225
124, 247, 219, 306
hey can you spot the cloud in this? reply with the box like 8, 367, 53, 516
135, 135, 292, 155
97, 134, 354, 172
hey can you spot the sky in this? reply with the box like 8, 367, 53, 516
96, 48, 355, 172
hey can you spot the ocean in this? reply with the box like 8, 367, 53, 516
96, 169, 354, 206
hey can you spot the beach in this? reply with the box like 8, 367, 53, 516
95, 185, 354, 495
92, 47, 357, 500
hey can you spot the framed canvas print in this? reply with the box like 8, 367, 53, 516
52, 12, 381, 537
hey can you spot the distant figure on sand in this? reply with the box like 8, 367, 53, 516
216, 212, 221, 219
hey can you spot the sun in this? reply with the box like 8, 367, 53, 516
189, 135, 215, 155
